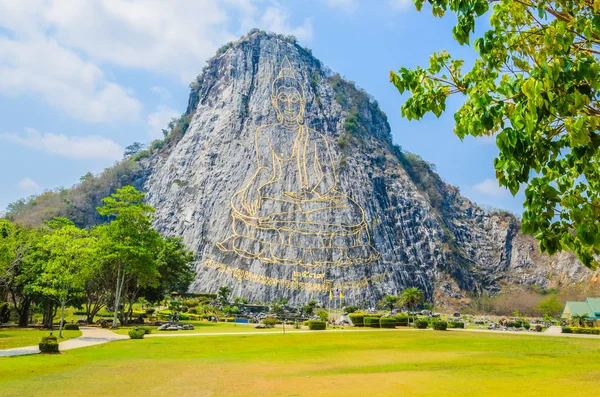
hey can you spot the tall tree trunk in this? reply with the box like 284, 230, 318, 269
43, 301, 54, 329
112, 265, 125, 329
58, 301, 66, 338
18, 299, 30, 327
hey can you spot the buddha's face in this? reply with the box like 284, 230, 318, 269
274, 86, 303, 121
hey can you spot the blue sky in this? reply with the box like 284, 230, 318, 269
0, 0, 524, 215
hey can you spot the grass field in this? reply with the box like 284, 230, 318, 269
0, 329, 599, 396
0, 329, 82, 350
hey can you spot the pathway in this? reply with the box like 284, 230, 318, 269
0, 327, 127, 358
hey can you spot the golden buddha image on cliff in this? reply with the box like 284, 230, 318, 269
217, 57, 380, 268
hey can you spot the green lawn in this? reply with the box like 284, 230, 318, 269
0, 329, 82, 350
0, 329, 599, 396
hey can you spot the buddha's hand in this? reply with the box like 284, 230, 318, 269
242, 191, 261, 216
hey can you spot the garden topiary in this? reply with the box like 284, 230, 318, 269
414, 319, 429, 329
262, 318, 278, 327
64, 323, 79, 331
39, 334, 59, 353
395, 315, 409, 326
535, 324, 543, 332
307, 320, 326, 330
433, 321, 447, 331
128, 328, 146, 339
349, 312, 366, 327
364, 317, 381, 328
379, 317, 398, 328
139, 326, 152, 335
448, 321, 465, 329
562, 326, 573, 333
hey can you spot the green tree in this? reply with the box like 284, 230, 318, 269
123, 142, 145, 158
302, 300, 318, 316
0, 219, 42, 327
570, 313, 588, 327
33, 223, 95, 337
270, 298, 289, 317
391, 0, 600, 269
139, 237, 195, 304
400, 287, 425, 324
536, 295, 564, 318
378, 295, 400, 312
217, 286, 231, 307
96, 186, 162, 328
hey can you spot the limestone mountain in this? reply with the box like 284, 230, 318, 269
6, 31, 597, 306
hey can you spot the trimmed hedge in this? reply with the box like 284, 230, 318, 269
262, 318, 278, 327
535, 324, 543, 332
448, 321, 465, 329
380, 317, 398, 328
433, 321, 447, 331
414, 320, 429, 329
307, 320, 326, 330
395, 315, 409, 326
39, 335, 59, 353
64, 323, 79, 331
349, 313, 366, 327
562, 326, 600, 335
129, 329, 145, 339
364, 317, 380, 328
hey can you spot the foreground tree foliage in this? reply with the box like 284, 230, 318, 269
0, 186, 196, 328
33, 220, 95, 337
391, 0, 600, 269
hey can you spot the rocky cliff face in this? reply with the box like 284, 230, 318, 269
141, 31, 596, 305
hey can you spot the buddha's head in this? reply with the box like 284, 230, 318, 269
271, 57, 305, 123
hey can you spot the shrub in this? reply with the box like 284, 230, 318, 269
415, 320, 429, 329
380, 317, 398, 328
302, 321, 309, 326
307, 320, 326, 330
145, 308, 155, 315
448, 321, 465, 329
564, 327, 600, 335
395, 315, 409, 326
535, 324, 543, 332
433, 321, 447, 331
349, 313, 366, 327
343, 306, 359, 314
128, 329, 145, 339
63, 323, 79, 331
364, 317, 380, 328
523, 322, 531, 330
39, 335, 59, 354
262, 318, 278, 327
139, 326, 152, 335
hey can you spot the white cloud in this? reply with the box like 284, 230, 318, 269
0, 128, 123, 161
323, 0, 359, 12
17, 177, 41, 191
473, 178, 510, 198
0, 3, 142, 123
387, 0, 413, 11
257, 7, 313, 41
148, 107, 181, 139
0, 0, 312, 121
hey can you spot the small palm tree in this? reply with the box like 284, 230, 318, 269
571, 313, 588, 327
400, 288, 425, 325
378, 295, 400, 312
